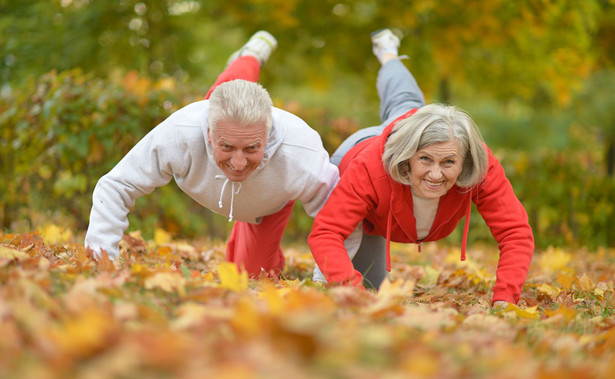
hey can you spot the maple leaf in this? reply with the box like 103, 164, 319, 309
144, 272, 186, 296
171, 302, 209, 331
362, 278, 414, 317
501, 304, 540, 320
154, 228, 172, 245
217, 262, 249, 292
0, 246, 30, 264
416, 266, 441, 288
537, 283, 562, 300
39, 224, 73, 244
45, 309, 118, 361
537, 247, 573, 274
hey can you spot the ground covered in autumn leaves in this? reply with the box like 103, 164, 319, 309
1, 227, 615, 379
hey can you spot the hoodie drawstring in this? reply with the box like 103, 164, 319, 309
461, 200, 471, 261
216, 175, 242, 222
385, 199, 393, 272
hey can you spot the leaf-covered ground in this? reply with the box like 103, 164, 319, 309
1, 226, 614, 379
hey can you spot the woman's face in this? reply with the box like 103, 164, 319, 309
408, 140, 464, 199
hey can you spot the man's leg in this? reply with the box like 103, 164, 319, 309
226, 200, 295, 277
204, 56, 261, 99
204, 30, 277, 99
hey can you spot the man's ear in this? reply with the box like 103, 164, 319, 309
207, 129, 212, 144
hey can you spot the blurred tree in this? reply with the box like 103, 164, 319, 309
574, 69, 615, 177
0, 0, 607, 105
0, 0, 230, 84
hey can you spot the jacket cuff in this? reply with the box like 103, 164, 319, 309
492, 290, 519, 305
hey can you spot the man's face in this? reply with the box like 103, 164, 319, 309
208, 119, 268, 182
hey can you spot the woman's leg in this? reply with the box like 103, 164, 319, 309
314, 30, 424, 289
351, 232, 388, 289
371, 29, 426, 124
330, 125, 385, 166
377, 59, 425, 125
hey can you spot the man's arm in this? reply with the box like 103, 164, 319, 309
85, 122, 190, 259
297, 147, 340, 217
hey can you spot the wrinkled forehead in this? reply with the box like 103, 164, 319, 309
210, 120, 268, 145
418, 140, 463, 157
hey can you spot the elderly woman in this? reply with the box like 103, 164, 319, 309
308, 29, 534, 307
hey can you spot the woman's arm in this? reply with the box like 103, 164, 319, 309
308, 162, 377, 286
475, 150, 534, 304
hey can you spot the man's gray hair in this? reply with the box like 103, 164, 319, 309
208, 79, 273, 134
383, 103, 488, 188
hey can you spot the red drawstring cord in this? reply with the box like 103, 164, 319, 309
386, 208, 392, 272
461, 201, 471, 261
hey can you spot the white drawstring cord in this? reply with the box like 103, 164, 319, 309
216, 175, 242, 222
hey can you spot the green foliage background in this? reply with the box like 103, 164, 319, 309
1, 0, 614, 249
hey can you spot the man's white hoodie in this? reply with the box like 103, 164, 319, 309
85, 100, 339, 259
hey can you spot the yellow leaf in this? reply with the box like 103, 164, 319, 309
40, 224, 73, 244
537, 247, 572, 273
230, 297, 261, 336
154, 228, 172, 245
0, 246, 30, 261
202, 272, 215, 282
171, 302, 209, 331
417, 266, 440, 288
145, 272, 186, 296
504, 304, 540, 319
546, 305, 577, 321
595, 281, 614, 297
48, 309, 116, 359
557, 273, 575, 289
363, 278, 414, 317
576, 273, 595, 292
537, 283, 561, 299
217, 262, 248, 292
258, 283, 285, 315
378, 277, 415, 299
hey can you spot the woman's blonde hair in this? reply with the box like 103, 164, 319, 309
382, 103, 488, 188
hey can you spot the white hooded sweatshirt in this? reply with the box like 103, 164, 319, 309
85, 100, 339, 259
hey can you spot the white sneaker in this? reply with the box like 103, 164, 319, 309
371, 28, 401, 64
227, 30, 278, 66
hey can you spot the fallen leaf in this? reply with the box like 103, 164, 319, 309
0, 246, 30, 261
217, 262, 248, 292
145, 272, 186, 296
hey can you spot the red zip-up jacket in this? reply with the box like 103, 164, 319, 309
308, 110, 534, 304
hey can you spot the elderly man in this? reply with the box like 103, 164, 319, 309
85, 31, 339, 276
